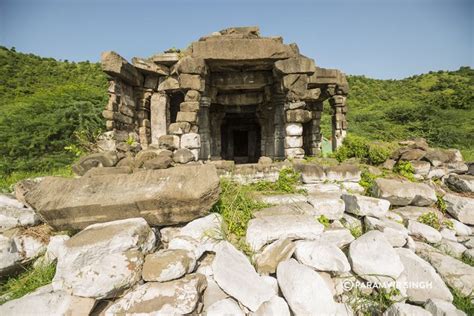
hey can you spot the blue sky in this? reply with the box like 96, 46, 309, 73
0, 0, 472, 79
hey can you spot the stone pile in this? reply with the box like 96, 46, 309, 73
385, 138, 472, 184
1, 148, 473, 315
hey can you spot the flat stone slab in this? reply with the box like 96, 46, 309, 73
105, 274, 207, 315
415, 242, 474, 297
372, 178, 437, 206
246, 215, 324, 252
52, 218, 156, 299
396, 248, 452, 304
277, 259, 339, 315
212, 242, 274, 312
348, 230, 404, 284
0, 285, 95, 316
25, 165, 220, 230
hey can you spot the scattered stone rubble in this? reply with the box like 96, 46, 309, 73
2, 103, 474, 316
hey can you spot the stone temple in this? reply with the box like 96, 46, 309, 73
101, 26, 349, 163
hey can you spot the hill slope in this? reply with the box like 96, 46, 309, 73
0, 46, 472, 177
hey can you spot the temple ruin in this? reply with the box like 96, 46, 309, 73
101, 26, 349, 163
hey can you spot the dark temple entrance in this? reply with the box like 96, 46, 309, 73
221, 112, 261, 164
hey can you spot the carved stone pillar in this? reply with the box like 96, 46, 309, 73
198, 96, 211, 160
306, 101, 323, 156
329, 95, 348, 150
150, 92, 169, 145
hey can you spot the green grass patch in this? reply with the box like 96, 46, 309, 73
211, 179, 268, 253
451, 288, 474, 315
0, 166, 74, 193
345, 286, 401, 315
248, 167, 304, 194
0, 263, 56, 304
461, 254, 474, 267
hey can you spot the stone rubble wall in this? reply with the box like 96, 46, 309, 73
100, 27, 350, 162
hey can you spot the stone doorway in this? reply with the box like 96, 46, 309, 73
220, 112, 261, 163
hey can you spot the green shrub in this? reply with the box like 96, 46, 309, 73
334, 135, 393, 166
359, 170, 379, 195
393, 161, 415, 181
367, 142, 393, 165
0, 263, 56, 304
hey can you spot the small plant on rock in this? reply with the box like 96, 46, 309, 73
359, 169, 379, 196
417, 212, 441, 230
436, 194, 447, 214
393, 161, 415, 181
317, 215, 330, 228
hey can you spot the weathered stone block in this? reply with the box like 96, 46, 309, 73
144, 75, 159, 90
179, 74, 203, 91
72, 151, 119, 176
274, 57, 316, 74
132, 57, 169, 75
25, 165, 221, 230
285, 148, 305, 159
101, 51, 141, 86
157, 76, 179, 91
176, 111, 198, 123
168, 122, 191, 135
285, 123, 303, 136
192, 38, 297, 60
285, 136, 303, 148
158, 135, 180, 150
180, 101, 200, 112
173, 148, 196, 164
181, 133, 201, 149
185, 90, 201, 102
283, 74, 308, 99
286, 109, 311, 123
149, 52, 180, 65
211, 71, 272, 90
215, 92, 263, 106
175, 56, 207, 75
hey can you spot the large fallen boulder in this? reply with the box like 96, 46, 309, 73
104, 274, 207, 315
372, 178, 437, 206
415, 242, 474, 297
212, 242, 274, 312
25, 165, 220, 230
277, 259, 339, 315
52, 218, 156, 298
396, 248, 452, 304
0, 285, 95, 316
443, 193, 474, 225
348, 231, 404, 284
246, 215, 324, 252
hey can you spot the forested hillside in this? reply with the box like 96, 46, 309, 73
0, 46, 472, 179
0, 46, 108, 176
